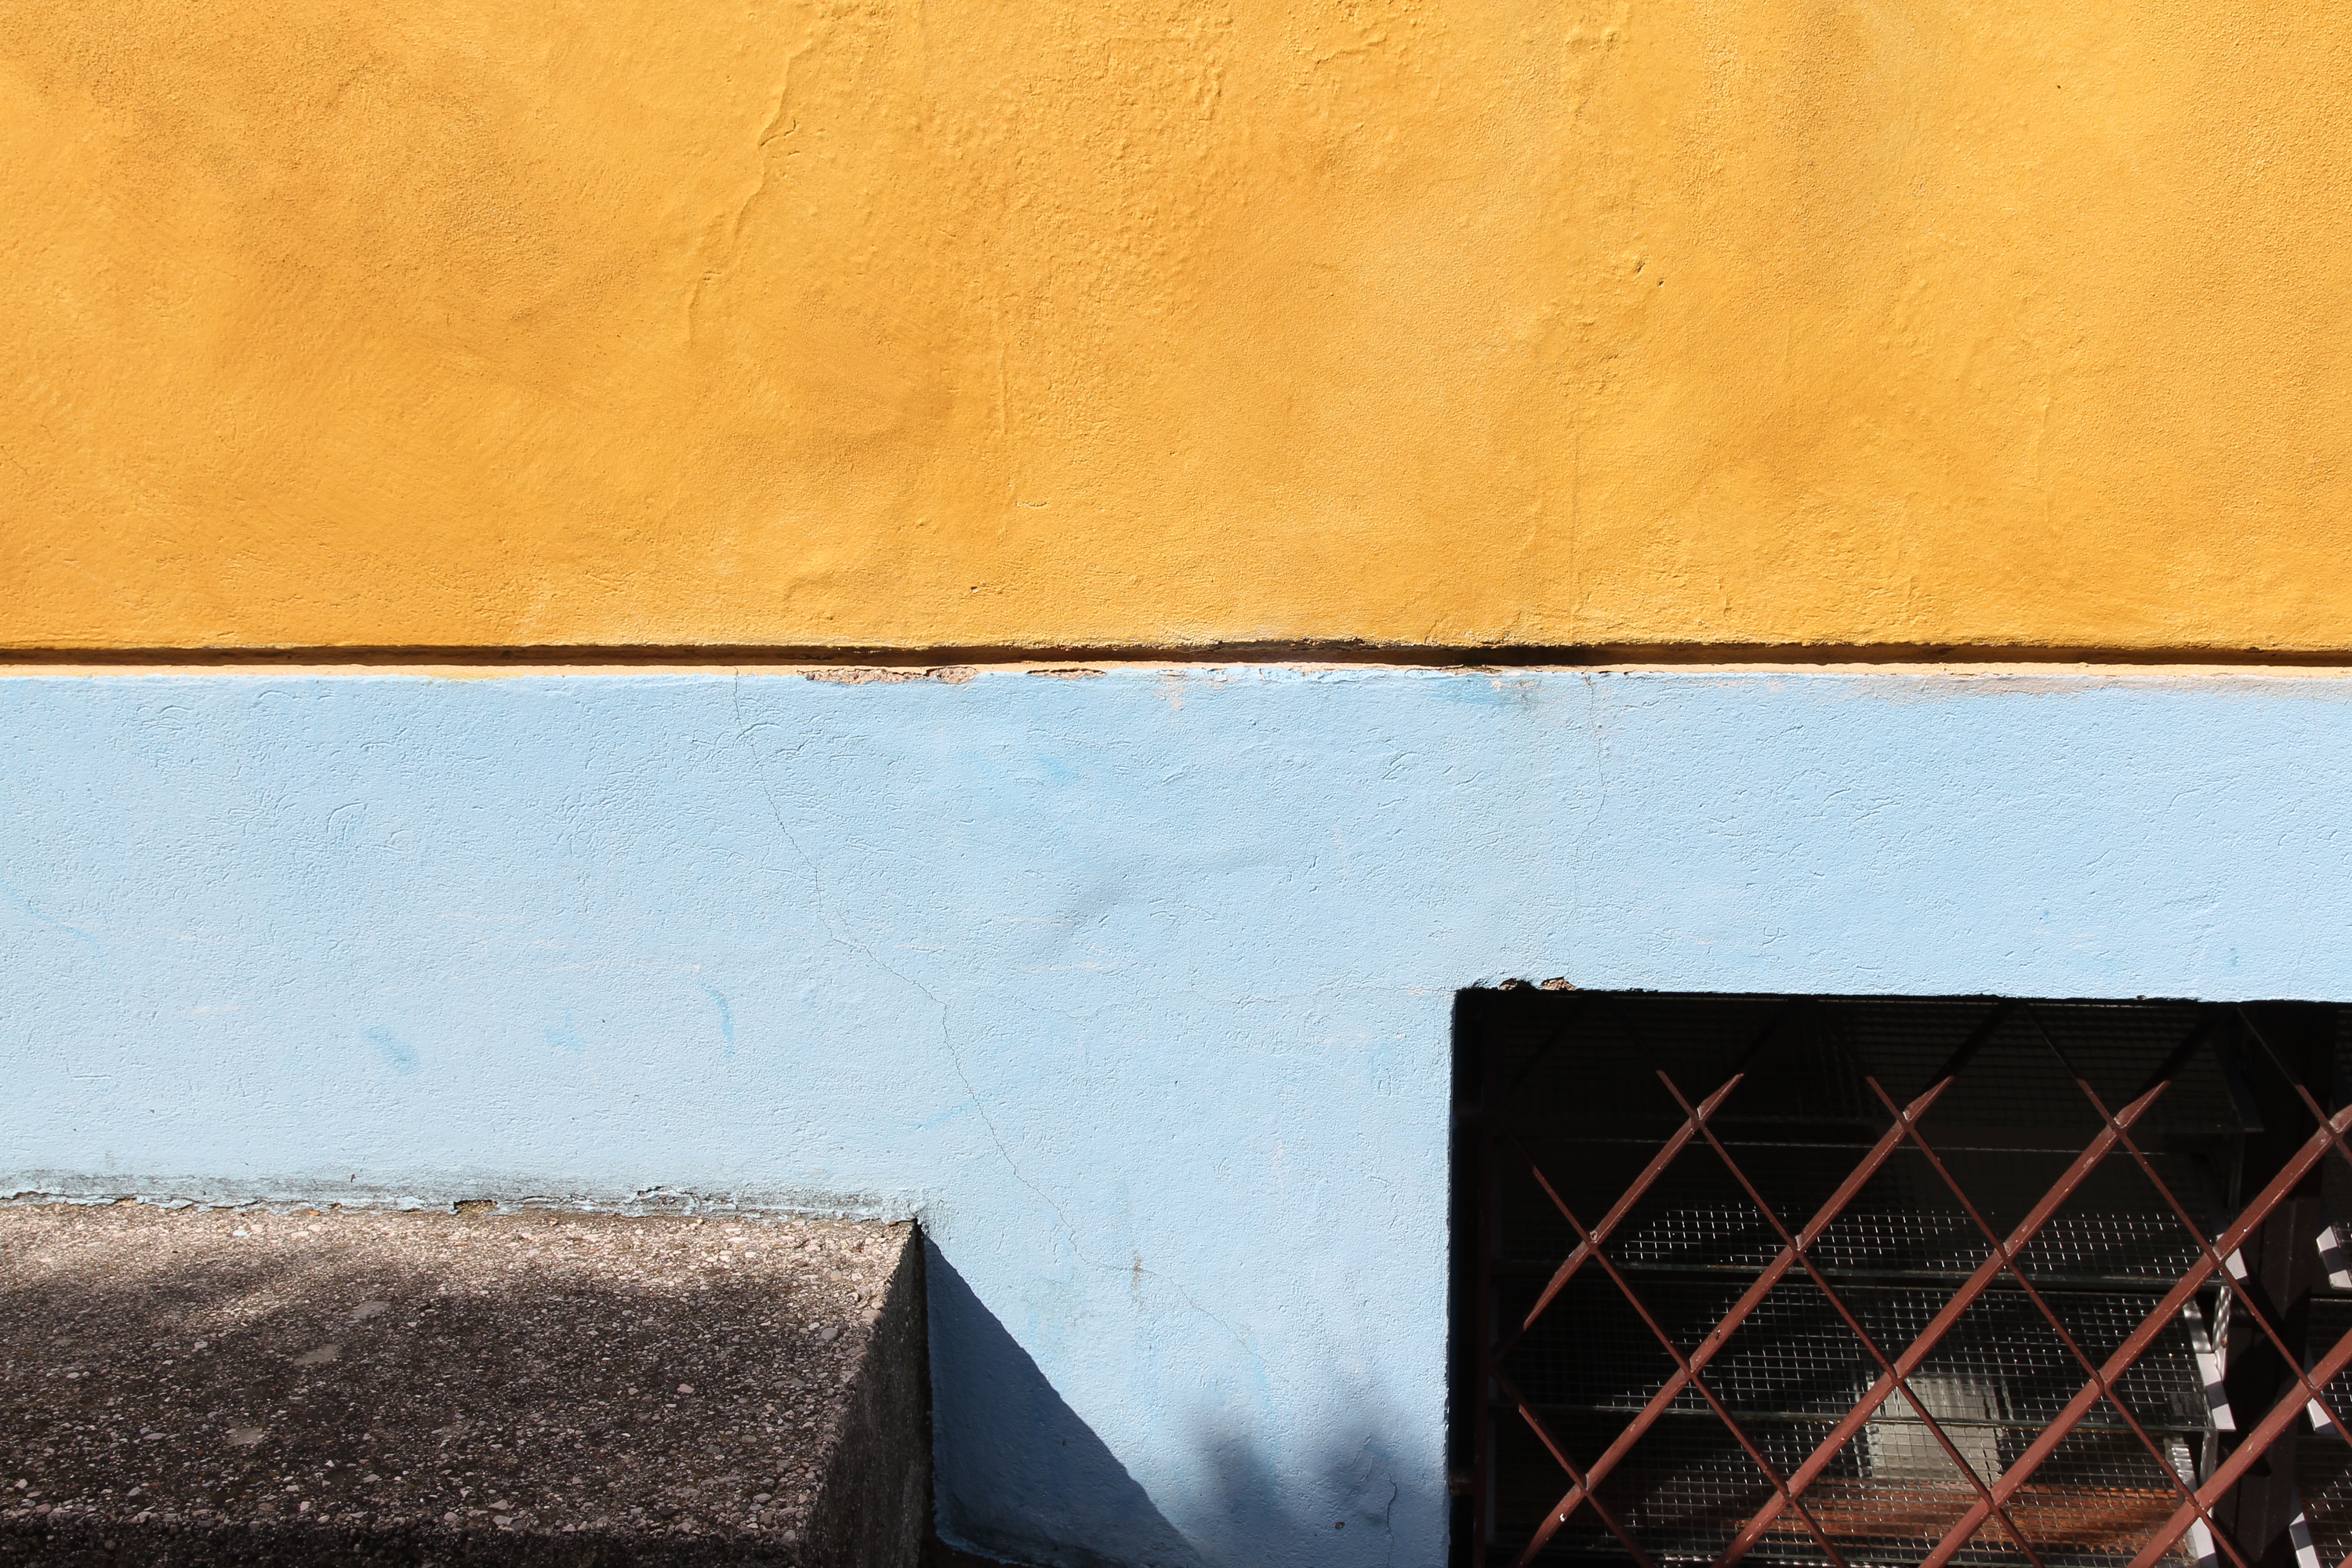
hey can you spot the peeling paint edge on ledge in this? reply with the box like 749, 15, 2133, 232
3, 1178, 925, 1224
11, 660, 2352, 688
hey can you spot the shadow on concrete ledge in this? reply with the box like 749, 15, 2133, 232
0, 1204, 927, 1566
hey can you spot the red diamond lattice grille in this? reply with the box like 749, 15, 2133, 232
1452, 993, 2352, 1568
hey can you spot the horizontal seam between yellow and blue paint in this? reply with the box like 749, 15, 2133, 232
9, 641, 2352, 671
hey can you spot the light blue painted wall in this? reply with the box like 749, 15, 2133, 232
7, 666, 2352, 1566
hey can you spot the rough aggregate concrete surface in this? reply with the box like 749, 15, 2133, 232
0, 1204, 927, 1566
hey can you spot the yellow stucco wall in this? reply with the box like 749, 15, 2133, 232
5, 0, 2350, 652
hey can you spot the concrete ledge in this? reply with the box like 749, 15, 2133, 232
0, 1204, 927, 1566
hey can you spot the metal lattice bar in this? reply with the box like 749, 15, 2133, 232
1654, 1072, 2052, 1568
2127, 1319, 2352, 1568
2037, 1017, 2352, 1471
1494, 1367, 1661, 1568
1515, 1134, 1859, 1568
1858, 1073, 2256, 1568
1499, 1074, 1749, 1363
1715, 1069, 2177, 1567
1501, 1074, 1957, 1562
1463, 993, 2352, 1568
1917, 1102, 2352, 1566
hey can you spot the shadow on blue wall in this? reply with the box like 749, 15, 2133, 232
928, 1239, 1204, 1568
1192, 1435, 1406, 1568
927, 1241, 1421, 1568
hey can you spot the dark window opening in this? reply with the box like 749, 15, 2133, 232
1450, 992, 2352, 1568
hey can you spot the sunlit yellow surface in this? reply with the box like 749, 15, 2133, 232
5, 0, 2349, 650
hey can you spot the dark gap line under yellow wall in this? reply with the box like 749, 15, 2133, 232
7, 643, 2352, 671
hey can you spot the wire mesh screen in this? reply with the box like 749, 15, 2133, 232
1451, 993, 2352, 1568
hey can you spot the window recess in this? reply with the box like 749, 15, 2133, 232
1451, 993, 2352, 1568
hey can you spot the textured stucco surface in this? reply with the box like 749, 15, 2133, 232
6, 2, 2351, 652
9, 666, 2352, 1566
0, 1207, 927, 1566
